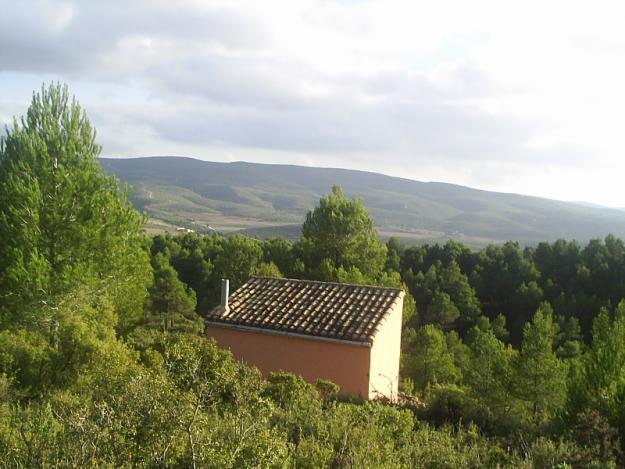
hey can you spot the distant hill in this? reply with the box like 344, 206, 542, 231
100, 156, 625, 246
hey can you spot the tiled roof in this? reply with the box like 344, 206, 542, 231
206, 277, 403, 344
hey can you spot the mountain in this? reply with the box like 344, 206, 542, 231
100, 156, 625, 246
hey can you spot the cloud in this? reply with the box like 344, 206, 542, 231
0, 1, 268, 76
0, 0, 623, 205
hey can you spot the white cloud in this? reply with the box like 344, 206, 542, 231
1, 0, 624, 206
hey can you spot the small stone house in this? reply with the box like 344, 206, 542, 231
205, 277, 404, 400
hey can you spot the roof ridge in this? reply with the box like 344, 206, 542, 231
250, 276, 403, 292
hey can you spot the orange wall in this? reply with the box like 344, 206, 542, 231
206, 324, 371, 398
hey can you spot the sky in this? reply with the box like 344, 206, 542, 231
1, 0, 624, 207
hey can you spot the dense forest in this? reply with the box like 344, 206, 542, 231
2, 85, 625, 468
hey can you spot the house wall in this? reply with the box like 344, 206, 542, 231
368, 293, 404, 401
206, 324, 372, 398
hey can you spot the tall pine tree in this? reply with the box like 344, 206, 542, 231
0, 83, 151, 331
513, 303, 567, 428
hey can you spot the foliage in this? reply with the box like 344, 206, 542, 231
297, 185, 387, 280
0, 83, 151, 332
4, 85, 625, 467
565, 301, 625, 459
141, 253, 202, 334
402, 325, 460, 392
463, 327, 518, 431
513, 304, 567, 430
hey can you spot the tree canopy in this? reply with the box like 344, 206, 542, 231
298, 185, 387, 280
0, 83, 151, 331
2, 84, 625, 467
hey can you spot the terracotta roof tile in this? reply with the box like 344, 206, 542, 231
206, 277, 403, 344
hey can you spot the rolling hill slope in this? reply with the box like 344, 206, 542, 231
100, 156, 625, 246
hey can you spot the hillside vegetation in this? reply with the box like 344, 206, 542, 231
4, 84, 625, 467
101, 156, 625, 246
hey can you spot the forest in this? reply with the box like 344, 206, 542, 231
1, 85, 625, 468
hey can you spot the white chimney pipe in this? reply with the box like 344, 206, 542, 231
221, 279, 230, 312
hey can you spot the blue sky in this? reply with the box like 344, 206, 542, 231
1, 0, 625, 207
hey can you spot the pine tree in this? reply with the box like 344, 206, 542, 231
465, 327, 516, 421
403, 325, 459, 392
297, 185, 386, 280
0, 83, 151, 331
566, 302, 625, 443
144, 254, 201, 334
513, 303, 567, 427
424, 291, 460, 328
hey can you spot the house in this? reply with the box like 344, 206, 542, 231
205, 277, 404, 400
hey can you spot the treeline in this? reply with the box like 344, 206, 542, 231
399, 236, 625, 343
151, 212, 625, 466
2, 84, 625, 467
154, 226, 625, 345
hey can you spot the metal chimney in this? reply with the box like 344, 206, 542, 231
221, 279, 230, 312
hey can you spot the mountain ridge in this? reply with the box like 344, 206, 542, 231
99, 156, 625, 246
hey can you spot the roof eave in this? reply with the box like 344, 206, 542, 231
205, 320, 373, 348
